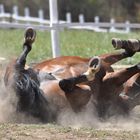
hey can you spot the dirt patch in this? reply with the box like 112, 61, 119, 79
0, 123, 139, 140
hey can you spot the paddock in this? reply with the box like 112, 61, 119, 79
0, 29, 140, 140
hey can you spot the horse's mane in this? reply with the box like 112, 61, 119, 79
13, 67, 56, 122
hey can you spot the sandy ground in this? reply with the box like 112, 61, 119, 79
0, 123, 140, 140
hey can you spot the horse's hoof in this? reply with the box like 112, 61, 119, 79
24, 27, 36, 45
89, 56, 101, 70
127, 39, 140, 52
112, 38, 123, 49
84, 56, 101, 81
112, 38, 140, 52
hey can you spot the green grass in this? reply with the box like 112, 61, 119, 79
0, 29, 140, 65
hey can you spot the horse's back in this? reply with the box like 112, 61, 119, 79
34, 56, 90, 79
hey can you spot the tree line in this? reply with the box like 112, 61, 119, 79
1, 0, 140, 22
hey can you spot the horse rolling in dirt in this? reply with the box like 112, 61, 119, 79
33, 36, 140, 119
4, 28, 101, 122
4, 27, 140, 121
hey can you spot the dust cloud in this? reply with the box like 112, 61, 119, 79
0, 67, 40, 124
0, 62, 140, 130
57, 101, 140, 131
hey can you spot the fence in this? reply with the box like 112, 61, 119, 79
0, 1, 140, 57
0, 4, 134, 33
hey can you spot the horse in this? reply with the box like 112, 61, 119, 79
56, 57, 140, 118
3, 28, 101, 122
32, 37, 140, 118
4, 28, 140, 121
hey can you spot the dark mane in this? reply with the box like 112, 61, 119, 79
14, 68, 56, 122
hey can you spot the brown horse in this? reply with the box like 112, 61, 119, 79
35, 59, 140, 119
33, 37, 140, 118
4, 28, 101, 122
4, 28, 140, 122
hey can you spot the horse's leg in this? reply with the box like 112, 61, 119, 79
121, 73, 139, 97
13, 28, 36, 105
59, 57, 101, 93
104, 64, 140, 87
112, 38, 140, 52
15, 28, 36, 71
120, 73, 140, 109
99, 38, 138, 66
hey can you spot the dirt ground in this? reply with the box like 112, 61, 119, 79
1, 106, 140, 140
0, 123, 140, 140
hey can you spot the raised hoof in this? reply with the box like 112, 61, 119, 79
89, 56, 101, 70
112, 38, 123, 50
24, 27, 36, 45
84, 56, 101, 81
128, 39, 140, 52
112, 38, 140, 52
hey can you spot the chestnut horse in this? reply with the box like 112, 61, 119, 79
4, 28, 140, 122
33, 37, 140, 118
4, 28, 101, 122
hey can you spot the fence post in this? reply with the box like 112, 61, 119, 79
49, 0, 60, 58
109, 18, 116, 32
0, 4, 6, 22
24, 7, 30, 24
125, 20, 130, 33
13, 5, 18, 23
38, 9, 44, 25
94, 16, 99, 29
66, 12, 71, 23
0, 4, 4, 13
79, 14, 84, 23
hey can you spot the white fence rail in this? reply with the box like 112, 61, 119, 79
1, 4, 140, 32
